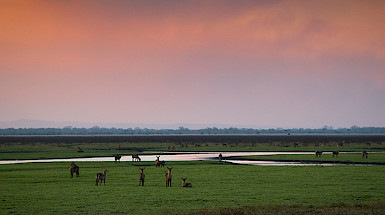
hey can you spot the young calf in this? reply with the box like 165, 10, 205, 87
96, 169, 108, 185
181, 178, 192, 188
139, 168, 145, 186
165, 167, 173, 187
160, 160, 165, 167
69, 162, 79, 177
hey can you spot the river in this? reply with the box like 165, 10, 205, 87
1, 151, 370, 166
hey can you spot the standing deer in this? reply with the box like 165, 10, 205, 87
181, 178, 192, 187
96, 169, 108, 185
155, 156, 160, 167
165, 167, 173, 187
332, 151, 339, 157
315, 151, 323, 157
132, 154, 141, 162
114, 155, 122, 163
362, 151, 368, 159
69, 162, 79, 177
139, 168, 145, 186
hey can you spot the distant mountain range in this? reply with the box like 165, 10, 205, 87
0, 119, 261, 129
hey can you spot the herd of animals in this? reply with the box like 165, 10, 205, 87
315, 150, 369, 158
69, 151, 370, 186
69, 155, 192, 187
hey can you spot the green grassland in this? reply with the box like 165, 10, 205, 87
1, 141, 384, 160
231, 152, 385, 164
1, 161, 384, 214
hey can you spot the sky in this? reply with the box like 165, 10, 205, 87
0, 0, 385, 128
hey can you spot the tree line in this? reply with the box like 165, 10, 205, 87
0, 125, 385, 135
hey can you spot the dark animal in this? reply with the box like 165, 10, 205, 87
332, 151, 339, 157
181, 177, 192, 187
69, 162, 79, 177
218, 153, 223, 161
114, 155, 121, 163
132, 154, 141, 162
159, 160, 165, 167
139, 168, 145, 186
165, 167, 173, 187
96, 169, 108, 185
315, 151, 323, 157
362, 151, 368, 159
78, 147, 84, 153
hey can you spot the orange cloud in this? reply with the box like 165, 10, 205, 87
1, 0, 384, 85
2, 0, 384, 60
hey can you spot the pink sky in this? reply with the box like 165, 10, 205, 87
1, 0, 385, 128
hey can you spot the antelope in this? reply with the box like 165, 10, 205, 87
139, 168, 145, 186
159, 160, 165, 167
132, 154, 141, 162
181, 178, 192, 188
155, 156, 160, 167
362, 151, 368, 159
114, 155, 122, 163
96, 169, 108, 185
69, 162, 79, 177
332, 151, 339, 157
315, 151, 323, 157
165, 167, 173, 187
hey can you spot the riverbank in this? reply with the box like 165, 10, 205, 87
226, 152, 385, 165
1, 139, 384, 160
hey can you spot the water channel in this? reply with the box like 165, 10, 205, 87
0, 151, 371, 166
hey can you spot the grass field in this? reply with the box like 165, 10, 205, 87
1, 161, 384, 214
230, 152, 385, 164
1, 141, 384, 160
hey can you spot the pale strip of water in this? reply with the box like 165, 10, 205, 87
0, 151, 348, 166
226, 160, 350, 166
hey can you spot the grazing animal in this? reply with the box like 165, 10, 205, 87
159, 160, 165, 167
78, 147, 84, 153
139, 168, 145, 186
165, 167, 173, 187
114, 155, 122, 163
315, 151, 323, 157
362, 151, 368, 159
155, 156, 160, 167
218, 153, 223, 161
132, 154, 141, 162
69, 162, 79, 177
96, 169, 108, 185
181, 178, 192, 188
332, 151, 339, 157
